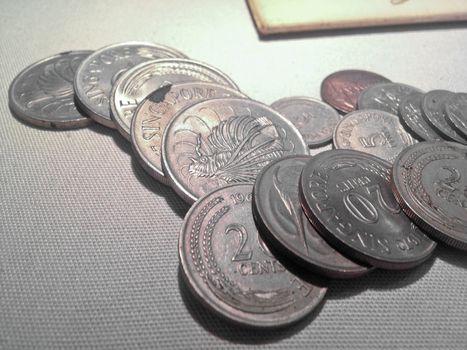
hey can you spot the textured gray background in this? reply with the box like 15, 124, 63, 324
1, 1, 467, 349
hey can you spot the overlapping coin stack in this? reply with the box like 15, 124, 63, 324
9, 42, 467, 328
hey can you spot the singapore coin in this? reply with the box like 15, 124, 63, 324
112, 58, 239, 140
333, 109, 417, 163
131, 82, 247, 184
162, 98, 308, 204
392, 142, 467, 250
444, 93, 467, 140
179, 183, 327, 327
300, 150, 436, 270
74, 42, 187, 128
271, 96, 340, 147
320, 70, 390, 113
398, 92, 442, 141
253, 155, 371, 279
421, 90, 466, 144
357, 82, 423, 115
9, 51, 93, 129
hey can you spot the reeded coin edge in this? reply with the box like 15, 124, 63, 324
391, 142, 467, 251
178, 183, 327, 328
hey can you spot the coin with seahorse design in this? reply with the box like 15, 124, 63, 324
162, 98, 308, 204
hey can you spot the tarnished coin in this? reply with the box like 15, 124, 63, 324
421, 90, 466, 144
399, 92, 442, 142
300, 150, 436, 270
74, 42, 187, 128
179, 183, 327, 327
9, 51, 92, 129
163, 98, 308, 204
131, 82, 247, 184
333, 109, 417, 163
112, 58, 239, 141
392, 142, 467, 250
271, 97, 340, 147
253, 155, 371, 279
358, 82, 423, 115
320, 70, 390, 113
445, 93, 467, 140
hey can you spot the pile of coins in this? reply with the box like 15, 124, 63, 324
8, 42, 467, 329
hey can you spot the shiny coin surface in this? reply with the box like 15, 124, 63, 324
9, 51, 92, 129
163, 98, 308, 204
271, 96, 340, 147
179, 183, 327, 327
445, 93, 467, 140
300, 150, 436, 270
392, 142, 467, 250
333, 109, 417, 163
112, 58, 239, 141
358, 82, 423, 115
74, 42, 187, 128
320, 70, 390, 113
253, 156, 371, 279
399, 92, 442, 141
131, 82, 247, 184
421, 90, 466, 144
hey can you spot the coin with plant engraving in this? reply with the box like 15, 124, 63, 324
398, 92, 442, 142
112, 58, 239, 141
320, 70, 390, 113
253, 156, 371, 279
9, 51, 93, 129
444, 93, 467, 140
300, 150, 436, 270
271, 97, 340, 147
421, 90, 466, 144
131, 82, 247, 184
392, 142, 467, 250
358, 82, 423, 115
333, 109, 417, 163
179, 183, 327, 327
74, 42, 187, 128
162, 98, 308, 204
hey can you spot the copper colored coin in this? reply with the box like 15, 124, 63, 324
271, 96, 340, 147
179, 183, 327, 327
253, 155, 371, 279
131, 82, 247, 185
162, 98, 308, 204
392, 142, 467, 250
300, 150, 436, 270
320, 70, 390, 113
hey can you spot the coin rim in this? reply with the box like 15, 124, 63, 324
444, 93, 467, 141
178, 183, 327, 328
357, 82, 423, 112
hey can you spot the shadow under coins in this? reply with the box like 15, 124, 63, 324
435, 243, 467, 270
177, 266, 324, 345
88, 122, 133, 156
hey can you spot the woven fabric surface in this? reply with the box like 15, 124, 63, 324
1, 1, 467, 348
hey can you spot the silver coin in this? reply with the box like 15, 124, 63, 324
300, 150, 436, 270
179, 183, 327, 327
398, 92, 442, 141
162, 98, 308, 204
271, 96, 340, 147
421, 90, 467, 144
253, 155, 371, 279
358, 82, 423, 115
333, 109, 417, 163
111, 58, 239, 141
392, 142, 467, 250
9, 51, 92, 129
74, 42, 187, 128
131, 82, 247, 185
444, 93, 467, 141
